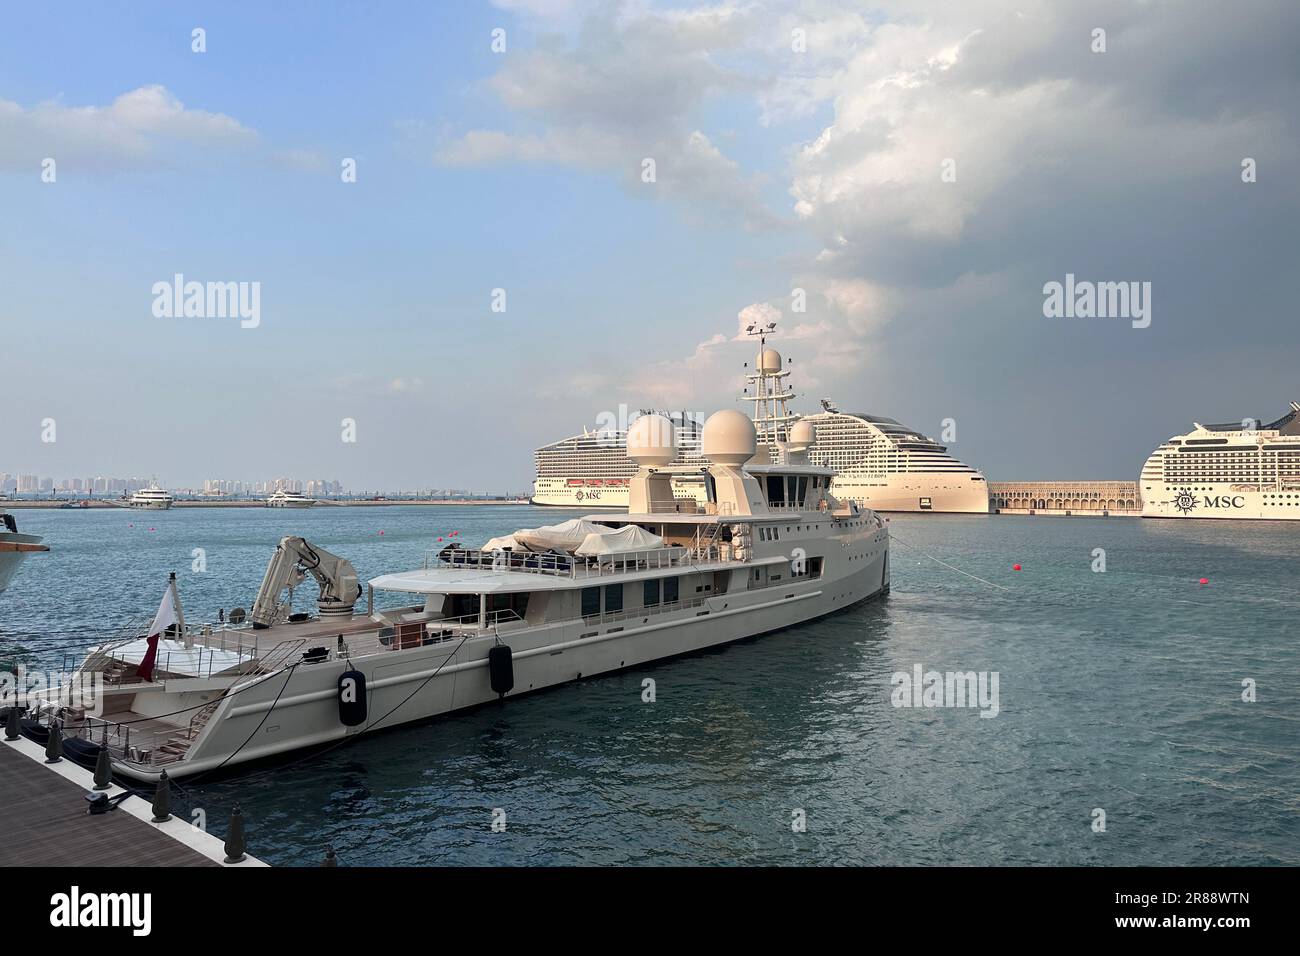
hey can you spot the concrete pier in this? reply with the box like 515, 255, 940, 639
0, 733, 266, 867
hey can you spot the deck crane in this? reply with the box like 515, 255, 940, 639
250, 536, 361, 629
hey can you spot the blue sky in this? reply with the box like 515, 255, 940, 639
2, 1, 1298, 490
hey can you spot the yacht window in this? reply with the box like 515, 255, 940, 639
644, 579, 661, 608
448, 593, 478, 619
796, 476, 809, 504
664, 576, 679, 604
766, 475, 786, 505
489, 592, 530, 620
581, 587, 600, 618
604, 583, 623, 614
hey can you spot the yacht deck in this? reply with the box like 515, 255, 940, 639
371, 548, 785, 595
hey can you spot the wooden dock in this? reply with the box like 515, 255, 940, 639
0, 735, 264, 867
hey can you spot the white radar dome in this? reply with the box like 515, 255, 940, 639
758, 348, 783, 373
626, 414, 676, 466
702, 410, 757, 466
789, 419, 816, 448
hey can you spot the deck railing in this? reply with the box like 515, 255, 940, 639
426, 545, 698, 578
336, 607, 527, 658
580, 593, 712, 630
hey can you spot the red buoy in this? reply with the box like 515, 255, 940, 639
1199, 577, 1209, 586
1013, 564, 1022, 571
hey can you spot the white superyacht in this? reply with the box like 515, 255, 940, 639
27, 410, 889, 781
266, 490, 318, 508
122, 483, 174, 510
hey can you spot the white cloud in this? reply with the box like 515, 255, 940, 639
272, 148, 329, 172
502, 0, 1300, 419
0, 85, 255, 171
737, 302, 781, 336
388, 377, 426, 394
433, 3, 778, 228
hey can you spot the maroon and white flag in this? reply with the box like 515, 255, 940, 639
136, 579, 179, 682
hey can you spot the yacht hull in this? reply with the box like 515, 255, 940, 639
830, 477, 989, 513
105, 532, 889, 782
1141, 484, 1300, 520
0, 535, 46, 591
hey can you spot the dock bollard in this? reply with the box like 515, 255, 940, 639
4, 707, 18, 741
224, 804, 246, 864
44, 720, 63, 764
322, 845, 337, 867
92, 745, 113, 790
151, 769, 172, 822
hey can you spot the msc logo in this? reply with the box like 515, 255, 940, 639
1173, 489, 1245, 513
1205, 495, 1246, 509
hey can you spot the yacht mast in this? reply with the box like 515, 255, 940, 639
740, 319, 797, 444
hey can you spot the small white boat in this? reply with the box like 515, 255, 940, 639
265, 490, 317, 508
122, 483, 174, 510
0, 513, 49, 592
30, 410, 889, 781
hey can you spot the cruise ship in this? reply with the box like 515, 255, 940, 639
23, 410, 889, 781
798, 402, 988, 513
532, 412, 716, 509
1140, 402, 1300, 520
532, 326, 988, 513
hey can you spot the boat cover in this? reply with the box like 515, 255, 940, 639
575, 525, 665, 556
481, 534, 521, 552
513, 519, 619, 553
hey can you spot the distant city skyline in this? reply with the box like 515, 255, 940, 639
2, 2, 1297, 490
0, 471, 520, 497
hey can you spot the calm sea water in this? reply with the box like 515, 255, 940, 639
2, 505, 1296, 866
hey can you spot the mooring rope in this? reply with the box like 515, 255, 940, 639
888, 531, 1012, 592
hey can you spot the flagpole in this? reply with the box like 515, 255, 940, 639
170, 572, 189, 648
